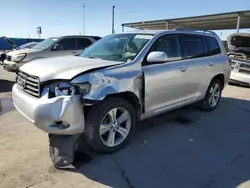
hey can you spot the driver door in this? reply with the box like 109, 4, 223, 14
49, 38, 78, 57
142, 34, 187, 114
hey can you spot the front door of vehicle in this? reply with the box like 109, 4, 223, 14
49, 38, 79, 57
142, 35, 187, 114
179, 34, 211, 103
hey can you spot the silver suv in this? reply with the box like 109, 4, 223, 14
12, 28, 231, 167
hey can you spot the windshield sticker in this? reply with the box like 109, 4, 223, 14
52, 38, 58, 41
135, 35, 153, 39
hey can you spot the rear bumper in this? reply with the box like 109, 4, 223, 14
12, 84, 85, 135
230, 71, 250, 86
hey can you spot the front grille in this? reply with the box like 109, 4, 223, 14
6, 55, 11, 61
17, 71, 40, 97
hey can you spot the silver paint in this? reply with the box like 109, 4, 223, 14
12, 29, 231, 135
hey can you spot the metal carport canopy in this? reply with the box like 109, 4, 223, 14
122, 10, 250, 31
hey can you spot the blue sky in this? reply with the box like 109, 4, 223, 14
0, 0, 249, 40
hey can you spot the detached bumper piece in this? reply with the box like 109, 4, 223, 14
49, 134, 81, 168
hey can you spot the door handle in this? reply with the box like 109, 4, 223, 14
208, 61, 214, 66
179, 66, 188, 72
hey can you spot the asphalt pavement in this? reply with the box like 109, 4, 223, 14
0, 66, 250, 188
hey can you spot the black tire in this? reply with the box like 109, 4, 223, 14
85, 97, 136, 153
200, 79, 222, 111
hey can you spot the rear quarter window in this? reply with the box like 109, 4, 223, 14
206, 36, 221, 55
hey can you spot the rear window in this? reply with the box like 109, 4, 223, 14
181, 35, 206, 59
206, 36, 221, 55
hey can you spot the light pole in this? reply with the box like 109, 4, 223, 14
82, 5, 85, 35
112, 6, 115, 34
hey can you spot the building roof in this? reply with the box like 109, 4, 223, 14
122, 10, 250, 30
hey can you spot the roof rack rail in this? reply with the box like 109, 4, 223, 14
174, 27, 217, 35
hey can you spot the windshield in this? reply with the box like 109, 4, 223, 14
19, 42, 37, 49
80, 33, 153, 62
32, 38, 58, 50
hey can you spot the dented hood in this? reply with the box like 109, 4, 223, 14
20, 56, 123, 82
227, 33, 250, 50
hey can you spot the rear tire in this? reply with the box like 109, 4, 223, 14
85, 97, 136, 153
200, 79, 222, 111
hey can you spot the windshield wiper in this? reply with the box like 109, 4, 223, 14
86, 56, 102, 60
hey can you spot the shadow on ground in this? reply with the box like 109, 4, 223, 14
0, 98, 15, 116
0, 79, 15, 93
60, 97, 250, 188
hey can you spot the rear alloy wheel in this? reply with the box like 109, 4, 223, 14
85, 97, 136, 153
200, 79, 222, 111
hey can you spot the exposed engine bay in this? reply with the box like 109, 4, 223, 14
227, 33, 250, 62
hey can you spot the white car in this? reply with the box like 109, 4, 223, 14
3, 35, 101, 72
228, 33, 250, 86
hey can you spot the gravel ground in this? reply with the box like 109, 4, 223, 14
1, 66, 250, 188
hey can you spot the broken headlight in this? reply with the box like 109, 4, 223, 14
49, 82, 91, 98
12, 53, 27, 62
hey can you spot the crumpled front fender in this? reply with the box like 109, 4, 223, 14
71, 67, 143, 104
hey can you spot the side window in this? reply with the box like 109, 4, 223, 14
76, 38, 93, 50
206, 36, 221, 55
93, 36, 101, 41
181, 35, 206, 59
149, 35, 182, 62
55, 38, 76, 51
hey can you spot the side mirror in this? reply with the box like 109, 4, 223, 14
52, 43, 60, 51
147, 51, 168, 63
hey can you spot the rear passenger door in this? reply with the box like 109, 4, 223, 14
180, 34, 211, 103
75, 38, 93, 54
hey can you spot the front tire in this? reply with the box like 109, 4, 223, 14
200, 79, 222, 111
85, 97, 136, 153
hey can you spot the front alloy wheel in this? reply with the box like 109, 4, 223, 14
85, 97, 136, 153
99, 107, 131, 147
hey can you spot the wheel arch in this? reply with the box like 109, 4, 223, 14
212, 73, 225, 89
105, 91, 141, 121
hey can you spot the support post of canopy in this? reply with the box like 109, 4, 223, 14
236, 14, 241, 33
166, 21, 169, 30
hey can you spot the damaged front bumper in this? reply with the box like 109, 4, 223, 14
12, 84, 85, 135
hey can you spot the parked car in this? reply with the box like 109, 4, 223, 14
12, 28, 231, 167
3, 35, 101, 72
227, 33, 250, 86
0, 42, 40, 64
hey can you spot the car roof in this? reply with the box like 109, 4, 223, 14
51, 35, 101, 39
117, 30, 165, 35
117, 29, 220, 39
